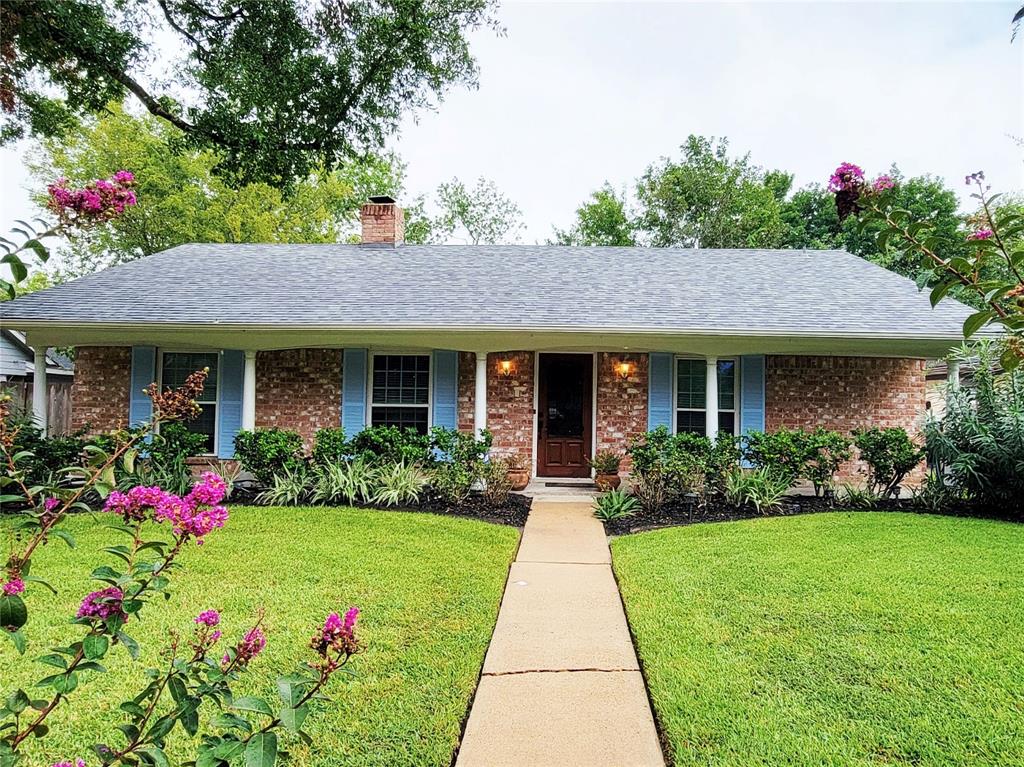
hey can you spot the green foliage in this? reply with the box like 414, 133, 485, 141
141, 422, 209, 495
312, 428, 349, 468
348, 426, 432, 466
5, 0, 499, 184
255, 465, 312, 507
635, 135, 789, 248
742, 428, 850, 497
588, 450, 622, 474
592, 488, 639, 521
552, 184, 637, 246
837, 483, 881, 510
233, 429, 306, 487
479, 458, 514, 508
311, 458, 376, 506
372, 462, 428, 508
628, 426, 740, 509
852, 427, 924, 499
430, 463, 476, 506
29, 104, 405, 279
724, 467, 791, 514
411, 177, 524, 244
923, 345, 1024, 514
1, 405, 86, 486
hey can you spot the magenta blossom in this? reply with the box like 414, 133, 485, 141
827, 162, 865, 193
50, 760, 86, 767
968, 229, 994, 241
186, 472, 228, 507
46, 171, 137, 226
195, 609, 221, 627
872, 175, 895, 192
224, 625, 267, 669
76, 587, 127, 622
2, 578, 25, 596
44, 497, 60, 513
312, 607, 360, 657
103, 475, 229, 543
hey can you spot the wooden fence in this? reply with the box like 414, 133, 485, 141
1, 379, 73, 436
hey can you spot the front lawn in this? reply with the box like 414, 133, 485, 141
611, 512, 1024, 767
1, 506, 519, 766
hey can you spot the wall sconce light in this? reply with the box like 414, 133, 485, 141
499, 358, 514, 378
615, 360, 634, 380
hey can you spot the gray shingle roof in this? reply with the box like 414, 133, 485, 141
0, 244, 977, 338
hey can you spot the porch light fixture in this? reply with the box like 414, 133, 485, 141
615, 360, 634, 380
499, 358, 515, 377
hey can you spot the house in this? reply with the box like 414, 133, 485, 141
0, 197, 971, 479
0, 328, 74, 435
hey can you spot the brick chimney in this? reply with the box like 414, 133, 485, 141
360, 195, 404, 245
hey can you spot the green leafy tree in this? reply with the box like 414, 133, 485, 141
552, 184, 636, 246
414, 176, 524, 244
28, 104, 405, 279
3, 0, 498, 184
778, 184, 845, 249
635, 135, 789, 248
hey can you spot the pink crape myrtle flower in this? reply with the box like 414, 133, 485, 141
195, 609, 221, 627
77, 587, 127, 622
50, 760, 86, 767
46, 170, 137, 226
872, 175, 895, 192
2, 578, 25, 596
224, 625, 267, 669
827, 162, 864, 193
312, 607, 361, 657
186, 472, 227, 506
968, 229, 994, 241
103, 474, 229, 544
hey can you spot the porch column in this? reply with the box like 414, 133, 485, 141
705, 356, 719, 441
474, 352, 488, 438
32, 349, 48, 436
948, 359, 961, 390
242, 350, 257, 431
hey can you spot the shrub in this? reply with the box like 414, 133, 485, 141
724, 467, 790, 514
348, 425, 432, 465
627, 427, 740, 507
592, 488, 639, 521
923, 346, 1024, 514
852, 427, 924, 499
312, 426, 348, 467
372, 461, 428, 507
430, 426, 492, 467
630, 466, 669, 514
143, 422, 209, 495
837, 482, 880, 509
480, 458, 514, 507
233, 428, 305, 486
743, 428, 851, 497
431, 462, 475, 505
589, 450, 622, 474
255, 464, 311, 506
312, 457, 376, 506
1, 404, 87, 486
802, 428, 852, 498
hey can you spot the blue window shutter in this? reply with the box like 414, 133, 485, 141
342, 348, 368, 435
217, 350, 244, 458
129, 346, 156, 427
740, 355, 766, 435
432, 350, 458, 430
648, 352, 673, 431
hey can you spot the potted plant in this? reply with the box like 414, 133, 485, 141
590, 450, 623, 491
503, 454, 530, 491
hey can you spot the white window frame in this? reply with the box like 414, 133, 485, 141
366, 351, 433, 432
157, 349, 222, 456
672, 355, 740, 436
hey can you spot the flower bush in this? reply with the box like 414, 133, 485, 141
829, 163, 1024, 369
1, 171, 138, 299
0, 373, 362, 766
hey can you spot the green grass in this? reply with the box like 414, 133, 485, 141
1, 506, 519, 765
611, 512, 1024, 767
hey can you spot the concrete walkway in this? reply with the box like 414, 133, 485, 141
456, 500, 664, 767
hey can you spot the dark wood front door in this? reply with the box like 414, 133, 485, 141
537, 353, 592, 478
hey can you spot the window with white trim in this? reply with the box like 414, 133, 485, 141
160, 351, 219, 453
675, 358, 737, 436
370, 354, 430, 434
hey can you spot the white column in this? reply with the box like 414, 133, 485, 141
948, 359, 961, 390
474, 352, 488, 438
32, 349, 48, 436
242, 350, 257, 431
705, 356, 719, 441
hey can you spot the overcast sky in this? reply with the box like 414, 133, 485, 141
2, 1, 1022, 245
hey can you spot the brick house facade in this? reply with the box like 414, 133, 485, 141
71, 346, 927, 484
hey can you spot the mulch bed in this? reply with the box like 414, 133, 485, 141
602, 495, 1021, 535
228, 486, 532, 528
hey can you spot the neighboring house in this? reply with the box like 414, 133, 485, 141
0, 197, 972, 480
0, 329, 74, 435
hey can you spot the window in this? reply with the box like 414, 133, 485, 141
161, 351, 219, 453
370, 354, 430, 434
675, 358, 737, 436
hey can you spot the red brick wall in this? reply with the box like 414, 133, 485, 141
765, 355, 927, 484
485, 351, 534, 464
255, 349, 342, 448
457, 351, 477, 433
71, 346, 132, 434
595, 353, 648, 470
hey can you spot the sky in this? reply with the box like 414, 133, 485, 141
1, 1, 1022, 246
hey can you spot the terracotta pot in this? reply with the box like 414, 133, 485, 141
595, 473, 621, 491
506, 469, 530, 491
